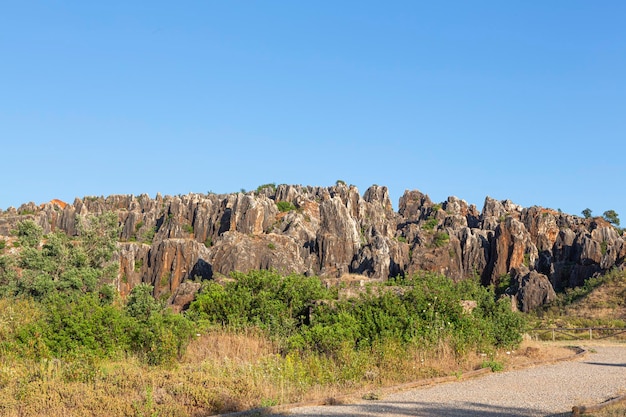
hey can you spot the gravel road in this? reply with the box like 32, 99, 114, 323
274, 344, 626, 417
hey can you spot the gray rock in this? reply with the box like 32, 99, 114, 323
1, 185, 624, 310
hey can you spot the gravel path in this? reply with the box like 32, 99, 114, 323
275, 344, 626, 417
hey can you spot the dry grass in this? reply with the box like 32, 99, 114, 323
565, 271, 626, 322
502, 340, 580, 369
0, 330, 578, 417
580, 392, 626, 417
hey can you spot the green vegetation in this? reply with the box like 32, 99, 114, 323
481, 359, 504, 372
0, 239, 5, 251
433, 231, 450, 247
256, 183, 277, 194
0, 215, 194, 368
182, 223, 194, 234
495, 274, 512, 296
601, 240, 608, 255
423, 218, 439, 231
276, 201, 296, 212
0, 216, 528, 416
545, 268, 624, 310
13, 219, 43, 248
603, 210, 620, 227
134, 258, 143, 272
189, 270, 525, 355
141, 226, 156, 243
582, 208, 592, 219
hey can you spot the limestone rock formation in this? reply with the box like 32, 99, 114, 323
2, 183, 624, 312
510, 266, 557, 313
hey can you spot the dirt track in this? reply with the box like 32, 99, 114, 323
274, 343, 626, 417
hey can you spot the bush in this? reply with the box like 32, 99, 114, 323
141, 226, 156, 243
256, 183, 277, 194
433, 232, 450, 247
42, 293, 130, 359
189, 270, 526, 358
276, 201, 296, 212
189, 270, 332, 339
422, 218, 438, 231
13, 220, 43, 248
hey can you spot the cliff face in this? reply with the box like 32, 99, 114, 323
1, 184, 624, 311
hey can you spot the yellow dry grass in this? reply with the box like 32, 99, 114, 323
565, 271, 626, 322
0, 330, 578, 417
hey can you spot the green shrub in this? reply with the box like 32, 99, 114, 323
189, 270, 526, 358
422, 218, 438, 231
183, 224, 194, 234
601, 240, 608, 255
142, 226, 156, 243
482, 360, 504, 372
276, 201, 296, 212
256, 183, 277, 194
42, 293, 130, 359
13, 220, 43, 248
125, 284, 194, 365
433, 232, 450, 247
189, 270, 332, 339
134, 259, 143, 272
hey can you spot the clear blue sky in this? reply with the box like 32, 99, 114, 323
2, 1, 625, 220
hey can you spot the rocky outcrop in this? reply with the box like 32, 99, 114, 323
2, 184, 625, 312
510, 266, 557, 313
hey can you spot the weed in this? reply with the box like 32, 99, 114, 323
482, 360, 504, 372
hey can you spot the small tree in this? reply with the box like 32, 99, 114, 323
581, 208, 592, 219
14, 220, 43, 248
603, 210, 620, 227
125, 284, 162, 323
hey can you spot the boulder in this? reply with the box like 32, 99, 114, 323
511, 267, 557, 313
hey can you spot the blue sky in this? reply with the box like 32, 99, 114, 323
2, 1, 625, 221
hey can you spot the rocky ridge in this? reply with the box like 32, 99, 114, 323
1, 184, 624, 312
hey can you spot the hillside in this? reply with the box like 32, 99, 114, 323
562, 269, 626, 321
1, 183, 624, 312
